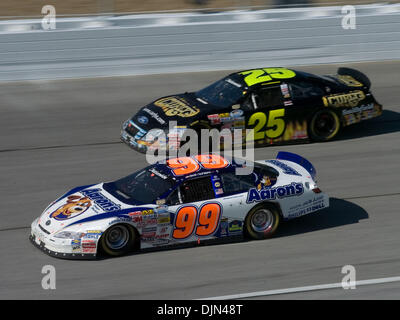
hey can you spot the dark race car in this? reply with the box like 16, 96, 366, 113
121, 67, 382, 153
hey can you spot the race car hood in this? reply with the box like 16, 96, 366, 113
37, 183, 132, 234
131, 93, 213, 129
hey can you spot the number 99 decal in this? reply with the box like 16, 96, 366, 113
172, 203, 222, 240
246, 109, 286, 141
167, 154, 229, 176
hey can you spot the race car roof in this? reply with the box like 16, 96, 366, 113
232, 67, 331, 87
152, 154, 247, 180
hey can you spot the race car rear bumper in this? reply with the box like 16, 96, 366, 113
30, 219, 97, 260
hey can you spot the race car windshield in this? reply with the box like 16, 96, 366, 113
104, 167, 174, 204
195, 75, 244, 108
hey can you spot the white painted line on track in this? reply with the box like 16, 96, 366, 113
199, 276, 400, 300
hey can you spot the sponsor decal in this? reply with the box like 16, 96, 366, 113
247, 182, 304, 203
219, 113, 232, 123
108, 216, 132, 226
230, 109, 244, 118
137, 116, 149, 124
84, 230, 103, 239
167, 126, 186, 149
143, 226, 157, 233
158, 226, 170, 234
142, 231, 156, 241
233, 118, 245, 129
141, 209, 154, 216
142, 108, 166, 125
128, 211, 143, 224
155, 233, 169, 239
128, 211, 142, 216
155, 205, 169, 214
337, 75, 363, 87
287, 195, 326, 219
219, 218, 229, 236
228, 220, 243, 234
323, 90, 365, 108
342, 103, 381, 126
71, 239, 81, 252
143, 218, 158, 226
50, 195, 92, 221
208, 114, 221, 125
158, 216, 171, 224
280, 83, 291, 98
149, 168, 168, 180
82, 240, 96, 247
82, 240, 97, 253
342, 103, 374, 116
344, 113, 357, 125
154, 97, 200, 118
80, 189, 121, 212
266, 160, 302, 176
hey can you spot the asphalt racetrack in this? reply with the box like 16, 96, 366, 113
0, 61, 399, 299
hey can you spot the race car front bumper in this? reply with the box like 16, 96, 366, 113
120, 129, 149, 154
30, 219, 97, 260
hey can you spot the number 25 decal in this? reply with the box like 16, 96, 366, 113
247, 109, 286, 141
173, 203, 221, 239
240, 68, 296, 87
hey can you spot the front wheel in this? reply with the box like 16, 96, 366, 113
99, 224, 136, 257
309, 108, 341, 142
244, 204, 280, 240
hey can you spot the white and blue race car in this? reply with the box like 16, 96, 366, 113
30, 152, 329, 259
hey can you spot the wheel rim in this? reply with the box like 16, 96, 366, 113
251, 209, 274, 233
314, 112, 337, 138
105, 225, 130, 250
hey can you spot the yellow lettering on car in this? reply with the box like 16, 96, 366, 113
247, 112, 267, 140
154, 97, 200, 118
323, 90, 365, 108
246, 109, 286, 140
266, 109, 286, 138
240, 68, 296, 87
240, 70, 272, 87
337, 75, 363, 87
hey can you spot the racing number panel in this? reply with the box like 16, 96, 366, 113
243, 84, 287, 142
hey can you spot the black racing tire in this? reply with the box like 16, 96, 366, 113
244, 203, 280, 240
308, 108, 341, 142
99, 224, 137, 257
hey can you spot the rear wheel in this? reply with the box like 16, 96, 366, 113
244, 204, 280, 240
100, 224, 136, 257
309, 108, 341, 142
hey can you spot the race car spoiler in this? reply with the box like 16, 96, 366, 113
276, 151, 317, 181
